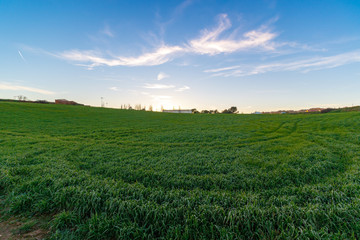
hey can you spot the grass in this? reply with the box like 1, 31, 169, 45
0, 101, 360, 239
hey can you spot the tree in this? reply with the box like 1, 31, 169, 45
222, 106, 238, 114
35, 100, 49, 104
16, 95, 27, 101
135, 104, 142, 110
229, 106, 238, 113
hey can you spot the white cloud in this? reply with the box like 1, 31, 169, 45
59, 50, 113, 66
151, 95, 172, 100
157, 72, 169, 80
176, 85, 190, 92
204, 65, 241, 73
188, 14, 277, 55
109, 87, 119, 91
118, 45, 184, 66
0, 83, 54, 95
55, 14, 279, 68
58, 45, 184, 68
205, 50, 360, 77
143, 83, 175, 89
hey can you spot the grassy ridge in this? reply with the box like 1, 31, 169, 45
1, 101, 360, 239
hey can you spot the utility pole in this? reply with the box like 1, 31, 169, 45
101, 97, 104, 107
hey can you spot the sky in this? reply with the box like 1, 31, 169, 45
1, 0, 360, 112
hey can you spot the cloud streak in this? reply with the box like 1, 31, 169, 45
176, 85, 190, 92
205, 50, 360, 77
56, 14, 278, 68
143, 83, 175, 89
151, 95, 172, 100
157, 72, 169, 80
189, 14, 277, 55
18, 50, 26, 62
59, 45, 184, 68
0, 83, 55, 95
102, 24, 114, 37
109, 87, 119, 91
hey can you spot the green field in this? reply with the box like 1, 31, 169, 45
1, 101, 360, 239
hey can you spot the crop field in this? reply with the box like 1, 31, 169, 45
1, 101, 360, 239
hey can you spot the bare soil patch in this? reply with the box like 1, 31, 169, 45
0, 218, 48, 240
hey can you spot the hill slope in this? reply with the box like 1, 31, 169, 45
1, 101, 360, 239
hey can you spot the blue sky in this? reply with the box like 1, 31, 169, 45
1, 0, 360, 112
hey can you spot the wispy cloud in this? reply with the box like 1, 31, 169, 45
143, 83, 175, 89
176, 85, 190, 92
151, 95, 172, 100
120, 45, 184, 66
102, 24, 114, 37
174, 0, 194, 19
156, 0, 194, 38
55, 14, 279, 68
109, 86, 119, 91
157, 72, 169, 80
204, 65, 241, 73
188, 14, 277, 55
0, 83, 54, 95
58, 45, 184, 68
205, 50, 360, 77
18, 50, 26, 62
139, 91, 173, 101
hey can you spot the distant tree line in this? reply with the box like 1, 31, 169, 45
120, 104, 148, 111
120, 104, 239, 114
0, 97, 54, 104
320, 108, 336, 113
192, 106, 238, 114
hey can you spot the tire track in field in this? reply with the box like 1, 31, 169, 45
230, 120, 300, 148
291, 131, 357, 184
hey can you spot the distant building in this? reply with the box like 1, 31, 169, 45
163, 109, 192, 114
55, 99, 79, 105
252, 111, 262, 114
